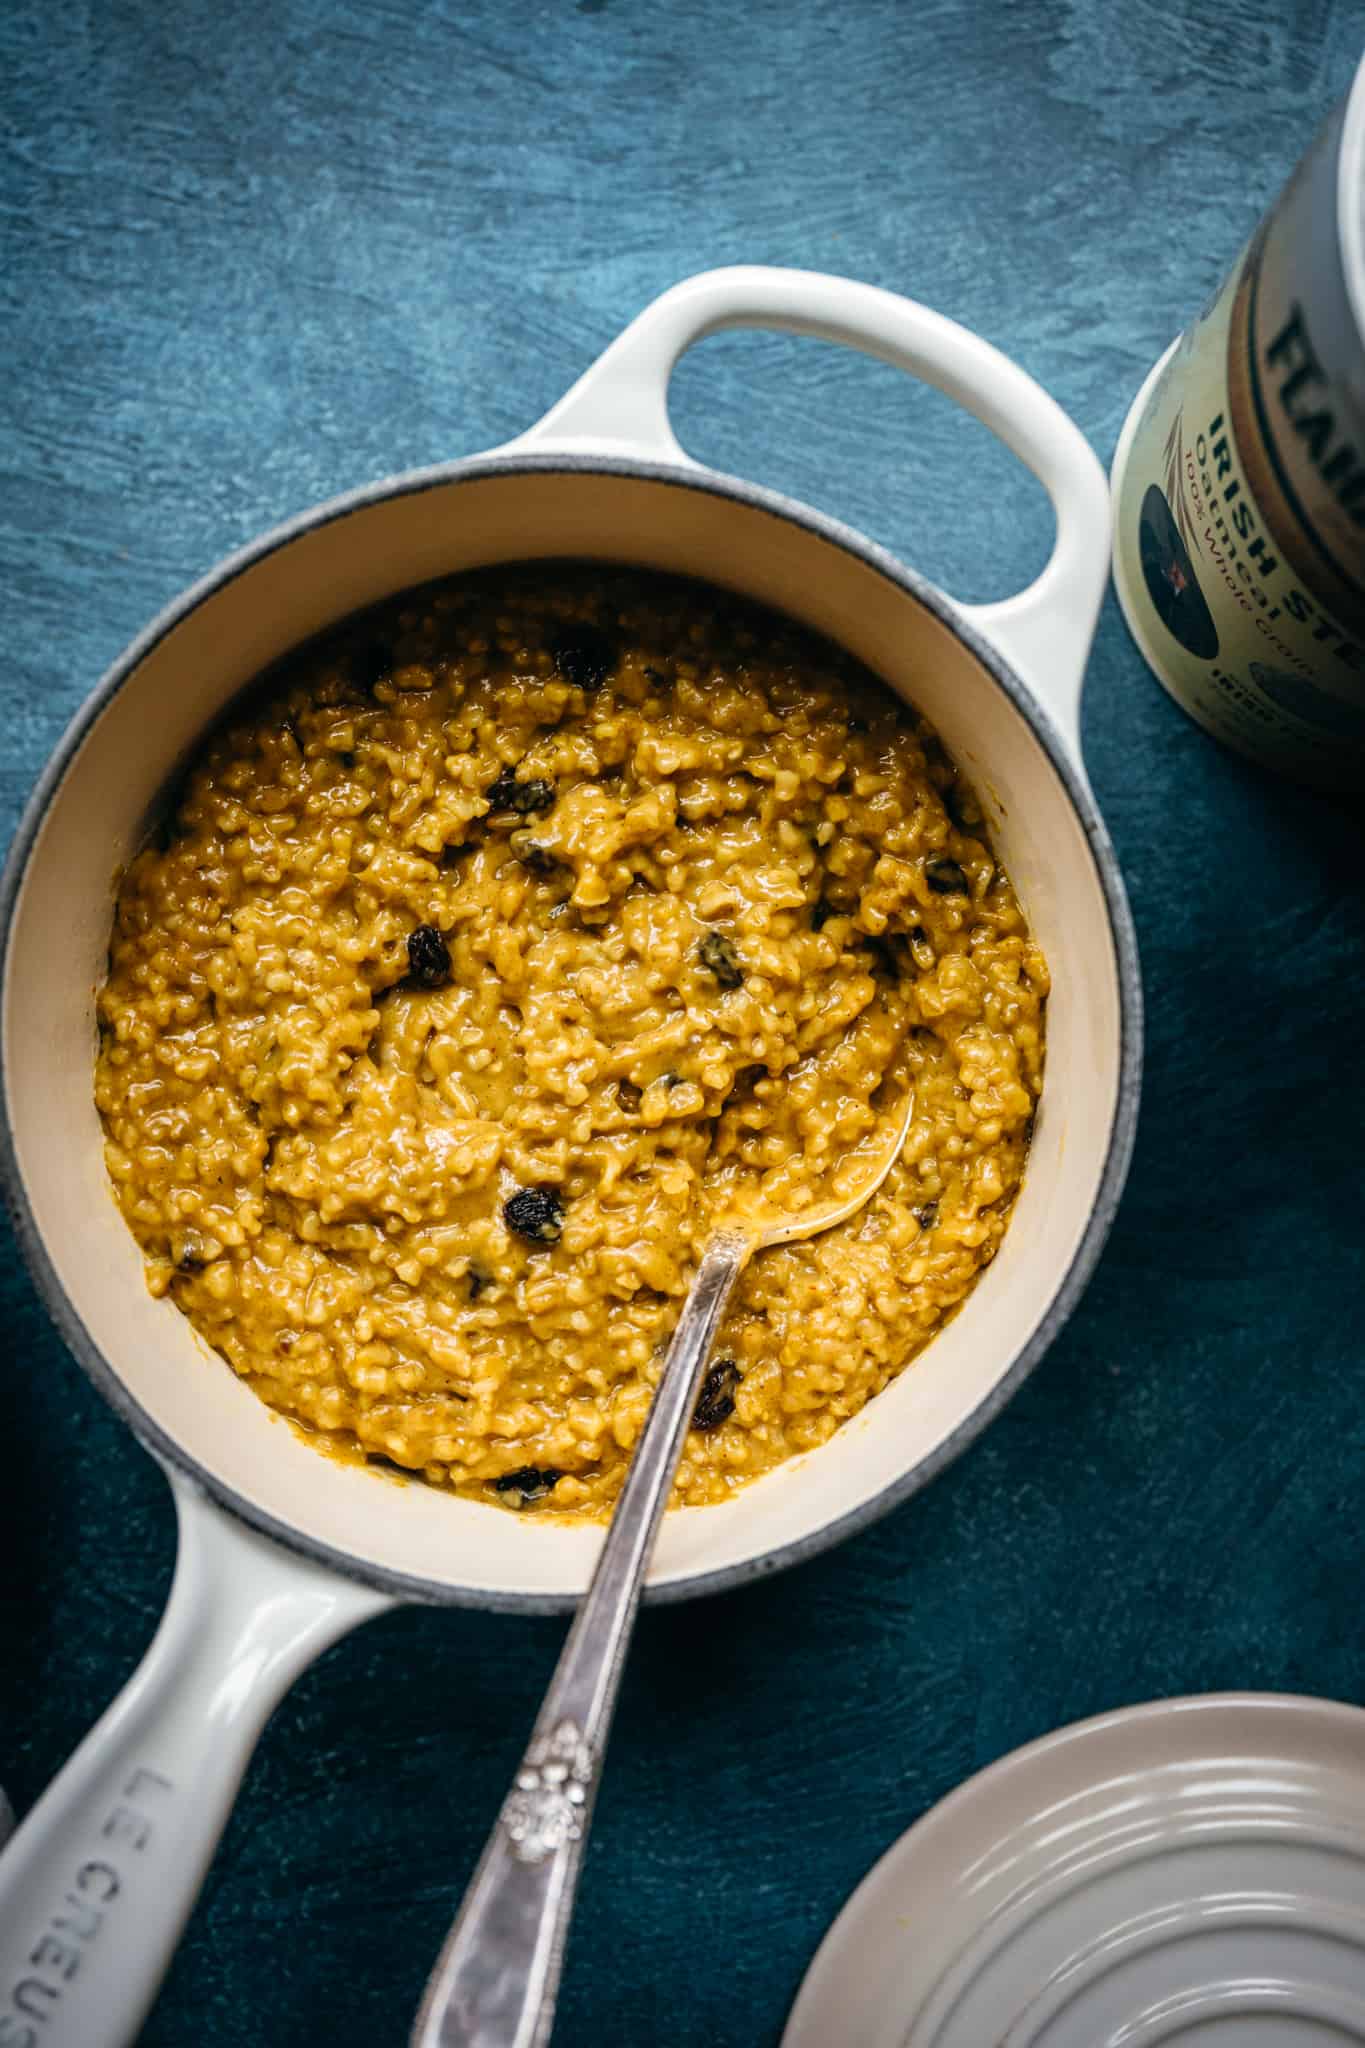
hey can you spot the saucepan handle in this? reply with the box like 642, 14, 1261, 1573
0, 1467, 387, 2047
509, 265, 1110, 766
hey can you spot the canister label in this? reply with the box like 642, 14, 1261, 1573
1112, 89, 1365, 788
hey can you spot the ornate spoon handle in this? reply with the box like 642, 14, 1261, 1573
410, 1230, 750, 2048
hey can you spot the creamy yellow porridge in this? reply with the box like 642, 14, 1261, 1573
95, 567, 1046, 1517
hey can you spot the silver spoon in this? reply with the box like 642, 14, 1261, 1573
411, 1086, 917, 2048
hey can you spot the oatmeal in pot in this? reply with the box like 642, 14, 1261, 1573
95, 568, 1047, 1517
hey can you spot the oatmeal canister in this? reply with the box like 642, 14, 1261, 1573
1111, 56, 1365, 788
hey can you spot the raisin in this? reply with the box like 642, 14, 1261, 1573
509, 830, 559, 874
407, 924, 452, 988
467, 1264, 490, 1301
944, 782, 981, 832
493, 1466, 562, 1503
862, 933, 904, 979
551, 623, 616, 690
925, 859, 970, 895
698, 931, 744, 987
486, 768, 556, 815
172, 1231, 206, 1272
354, 640, 391, 693
914, 1200, 940, 1230
616, 1078, 643, 1114
504, 1186, 565, 1244
693, 1357, 742, 1431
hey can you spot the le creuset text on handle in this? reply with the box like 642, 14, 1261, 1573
0, 1473, 386, 2048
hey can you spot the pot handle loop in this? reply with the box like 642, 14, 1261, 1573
515, 266, 1110, 762
0, 1468, 387, 2048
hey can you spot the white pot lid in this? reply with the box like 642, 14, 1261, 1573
783, 1693, 1365, 2048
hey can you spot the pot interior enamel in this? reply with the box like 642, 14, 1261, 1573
1, 463, 1127, 1606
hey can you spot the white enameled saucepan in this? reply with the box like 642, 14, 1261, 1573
0, 267, 1140, 2045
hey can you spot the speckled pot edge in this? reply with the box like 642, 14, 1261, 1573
0, 452, 1143, 1615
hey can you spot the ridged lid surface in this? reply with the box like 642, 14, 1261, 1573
784, 1694, 1365, 2048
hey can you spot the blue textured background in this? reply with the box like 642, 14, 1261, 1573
3, 3, 1365, 2043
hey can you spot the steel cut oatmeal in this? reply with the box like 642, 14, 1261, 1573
95, 567, 1046, 1517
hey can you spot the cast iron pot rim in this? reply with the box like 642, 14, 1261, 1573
0, 450, 1143, 1613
